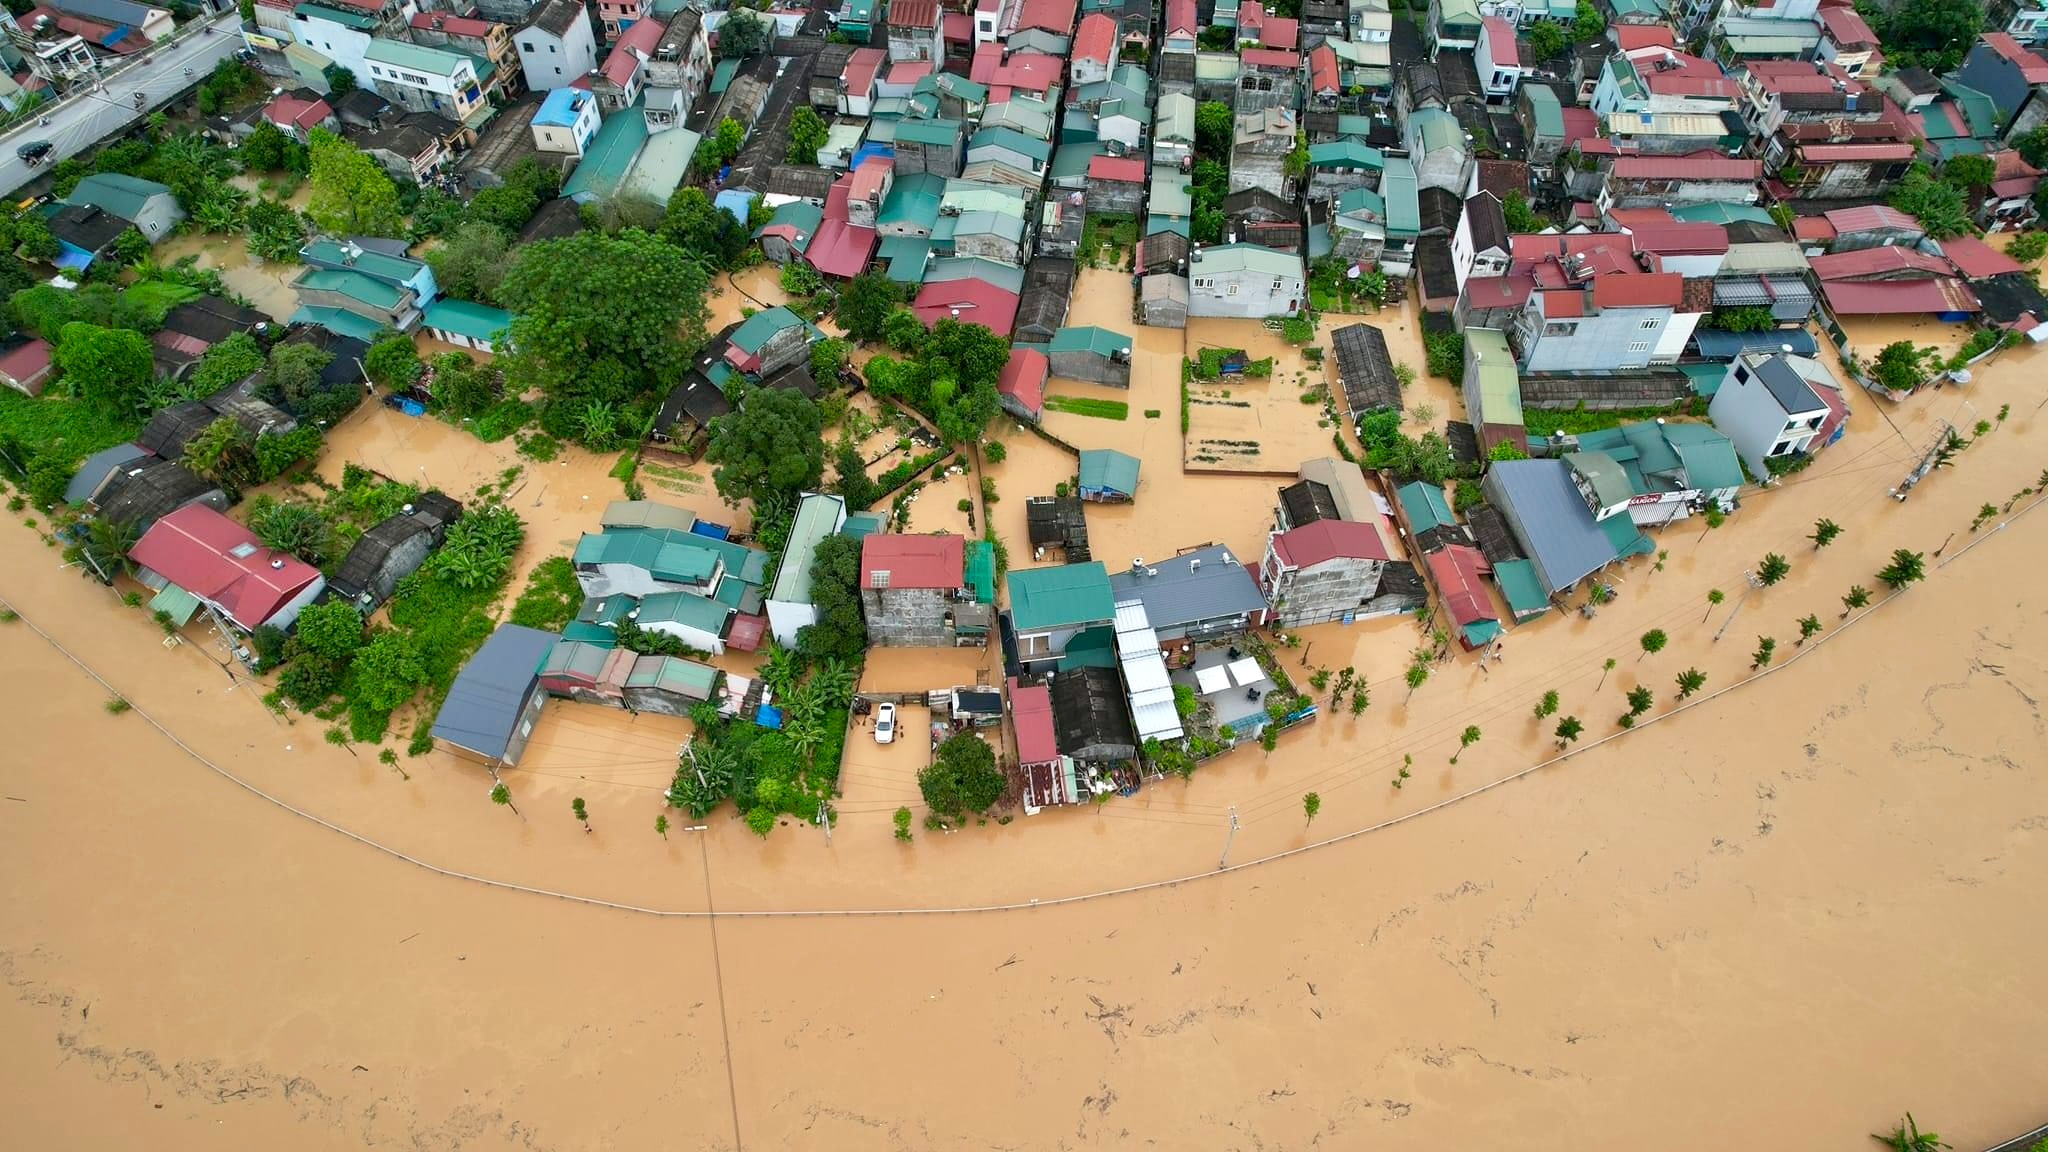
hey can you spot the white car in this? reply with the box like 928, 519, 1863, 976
873, 702, 896, 744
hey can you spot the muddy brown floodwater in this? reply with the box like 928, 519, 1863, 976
3, 291, 2047, 1148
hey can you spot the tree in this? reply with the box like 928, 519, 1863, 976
572, 796, 590, 830
249, 500, 333, 564
1534, 689, 1559, 719
182, 415, 252, 486
1842, 584, 1871, 615
1757, 552, 1791, 586
1554, 715, 1583, 749
295, 600, 365, 661
1526, 20, 1565, 63
1674, 667, 1706, 701
424, 219, 513, 305
244, 197, 307, 264
365, 334, 424, 391
836, 271, 904, 342
1751, 635, 1776, 670
1876, 548, 1926, 590
1872, 1113, 1950, 1152
1625, 685, 1654, 717
1886, 167, 1970, 239
1703, 587, 1724, 622
1797, 614, 1822, 644
787, 105, 829, 163
661, 185, 752, 270
831, 439, 879, 511
1195, 100, 1234, 158
1405, 662, 1428, 699
655, 813, 669, 839
53, 322, 153, 413
892, 806, 913, 842
265, 341, 336, 414
862, 317, 1007, 445
490, 781, 520, 817
718, 8, 766, 58
1571, 0, 1605, 40
1810, 518, 1842, 549
1302, 791, 1321, 827
2006, 230, 2048, 265
918, 732, 1004, 818
496, 229, 709, 413
109, 227, 150, 268
186, 331, 267, 397
1863, 0, 1980, 72
796, 533, 866, 660
699, 117, 746, 172
306, 129, 403, 237
706, 386, 825, 506
1632, 630, 1665, 663
348, 631, 427, 713
1449, 725, 1481, 764
322, 63, 357, 96
1502, 189, 1541, 232
1940, 154, 1995, 192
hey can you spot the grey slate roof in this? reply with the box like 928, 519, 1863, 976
1750, 353, 1824, 414
65, 443, 147, 504
1483, 459, 1618, 595
1106, 544, 1267, 630
430, 623, 558, 759
1330, 323, 1400, 414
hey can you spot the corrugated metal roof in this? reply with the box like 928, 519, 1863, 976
1482, 459, 1619, 595
1007, 562, 1115, 631
1107, 545, 1266, 630
430, 624, 557, 758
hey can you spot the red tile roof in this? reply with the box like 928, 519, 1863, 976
1644, 74, 1737, 99
128, 505, 322, 630
849, 155, 892, 203
1939, 234, 2025, 280
1541, 289, 1584, 317
1613, 25, 1675, 49
1087, 154, 1145, 182
1791, 215, 1836, 240
1165, 0, 1195, 35
1009, 678, 1059, 764
1481, 16, 1517, 66
1795, 141, 1915, 162
1559, 107, 1602, 146
998, 346, 1048, 413
1823, 204, 1920, 234
1462, 274, 1533, 310
1240, 46, 1299, 69
1822, 278, 1979, 314
1979, 32, 2048, 84
886, 60, 934, 84
1628, 221, 1730, 255
1592, 271, 1683, 308
0, 337, 52, 391
1808, 245, 1954, 281
912, 277, 1021, 335
844, 47, 886, 97
989, 51, 1062, 96
1817, 5, 1877, 48
1609, 156, 1761, 180
1015, 0, 1076, 34
725, 612, 766, 651
1272, 519, 1389, 567
601, 17, 664, 84
942, 10, 969, 40
1607, 206, 1675, 228
265, 92, 332, 133
1309, 43, 1338, 92
805, 219, 878, 277
1073, 10, 1116, 61
862, 532, 964, 589
1426, 544, 1494, 629
409, 9, 496, 37
889, 0, 939, 29
1259, 15, 1298, 49
1992, 149, 2041, 181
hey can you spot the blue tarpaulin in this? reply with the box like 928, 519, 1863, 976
755, 704, 783, 729
715, 188, 754, 223
690, 519, 730, 540
850, 142, 894, 168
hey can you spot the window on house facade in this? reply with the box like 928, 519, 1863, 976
1771, 440, 1790, 455
1194, 277, 1212, 288
1638, 317, 1660, 329
1627, 340, 1649, 352
1227, 282, 1240, 295
1020, 633, 1050, 657
1543, 321, 1575, 336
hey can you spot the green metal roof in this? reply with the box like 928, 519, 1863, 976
303, 238, 426, 287
691, 533, 770, 586
294, 2, 377, 29
1055, 625, 1118, 670
559, 619, 619, 646
1940, 79, 1999, 137
1677, 362, 1726, 396
294, 266, 404, 309
963, 539, 995, 604
1380, 156, 1419, 237
1397, 480, 1453, 532
1661, 423, 1745, 492
1154, 92, 1195, 141
68, 172, 170, 221
1076, 448, 1140, 495
1410, 107, 1462, 154
756, 199, 824, 243
876, 234, 931, 282
878, 171, 945, 229
1006, 561, 1114, 632
573, 528, 720, 584
1522, 84, 1564, 138
729, 305, 807, 354
635, 590, 731, 633
542, 639, 611, 681
968, 126, 1051, 163
365, 37, 472, 77
1047, 325, 1131, 358
149, 582, 200, 627
424, 298, 513, 341
1306, 140, 1384, 169
1599, 507, 1655, 557
624, 654, 719, 697
1491, 558, 1549, 621
289, 305, 385, 342
1465, 327, 1521, 426
563, 112, 648, 202
1050, 141, 1105, 179
1149, 177, 1192, 217
710, 57, 738, 94
577, 595, 634, 625
935, 71, 988, 102
895, 117, 963, 146
1335, 185, 1384, 220
840, 511, 889, 540
1460, 618, 1502, 647
1669, 201, 1778, 226
769, 492, 846, 603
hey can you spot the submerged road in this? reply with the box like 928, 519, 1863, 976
0, 10, 243, 200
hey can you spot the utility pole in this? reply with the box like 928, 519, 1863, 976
1218, 806, 1240, 870
1714, 571, 1761, 644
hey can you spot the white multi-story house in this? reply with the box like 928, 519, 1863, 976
515, 0, 598, 92
640, 6, 710, 132
364, 38, 488, 123
1709, 352, 1832, 477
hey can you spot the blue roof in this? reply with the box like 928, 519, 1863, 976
1483, 459, 1619, 595
1690, 328, 1817, 359
535, 87, 593, 127
430, 623, 558, 759
714, 188, 757, 223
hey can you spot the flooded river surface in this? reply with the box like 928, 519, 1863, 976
2, 297, 2047, 1147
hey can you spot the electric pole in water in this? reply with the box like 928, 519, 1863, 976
1218, 806, 1240, 870
1714, 571, 1762, 643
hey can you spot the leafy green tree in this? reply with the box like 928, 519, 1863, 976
1886, 167, 1970, 239
1940, 153, 1995, 191
795, 533, 866, 660
365, 334, 424, 390
2007, 230, 2048, 265
1526, 21, 1565, 62
1707, 306, 1774, 332
1810, 517, 1841, 549
1863, 0, 1979, 72
348, 630, 427, 713
1302, 791, 1321, 826
1625, 685, 1654, 717
1703, 587, 1724, 622
1841, 584, 1871, 615
186, 331, 267, 396
835, 270, 904, 342
68, 515, 138, 583
1571, 0, 1605, 40
295, 600, 365, 661
433, 504, 525, 590
14, 211, 59, 261
718, 8, 766, 58
1195, 101, 1233, 157
655, 813, 670, 839
1797, 614, 1822, 644
787, 105, 829, 163
860, 316, 1007, 445
1674, 667, 1706, 701
1533, 689, 1559, 719
572, 796, 590, 829
698, 117, 746, 172
306, 128, 403, 237
892, 806, 913, 842
780, 259, 826, 298
1501, 190, 1541, 232
706, 385, 825, 505
1751, 635, 1776, 670
424, 219, 512, 305
1875, 548, 1926, 590
249, 499, 334, 563
1405, 661, 1428, 699
55, 322, 153, 412
918, 732, 1004, 817
1554, 715, 1583, 748
1756, 552, 1790, 586
1639, 629, 1667, 660
322, 63, 357, 96
661, 185, 751, 270
496, 228, 709, 415
244, 197, 307, 264
832, 439, 878, 510
1450, 725, 1481, 764
265, 341, 337, 413
490, 781, 520, 816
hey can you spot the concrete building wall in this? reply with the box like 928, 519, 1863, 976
1266, 551, 1384, 627
1190, 266, 1304, 318
1516, 304, 1672, 372
1086, 178, 1145, 214
863, 585, 953, 645
1047, 349, 1131, 387
952, 230, 1025, 263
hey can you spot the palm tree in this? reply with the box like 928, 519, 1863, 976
73, 516, 138, 584
490, 781, 520, 817
1302, 792, 1321, 826
1625, 685, 1654, 717
1533, 690, 1559, 719
249, 500, 333, 564
1450, 725, 1481, 764
1674, 667, 1707, 701
1871, 1113, 1949, 1152
1842, 584, 1871, 616
1703, 588, 1724, 622
1810, 518, 1842, 549
1554, 715, 1583, 749
181, 415, 250, 487
1757, 552, 1791, 586
1404, 662, 1428, 700
1796, 615, 1822, 644
1639, 629, 1667, 660
655, 813, 669, 839
1751, 636, 1776, 670
1876, 548, 1926, 591
1597, 657, 1616, 690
